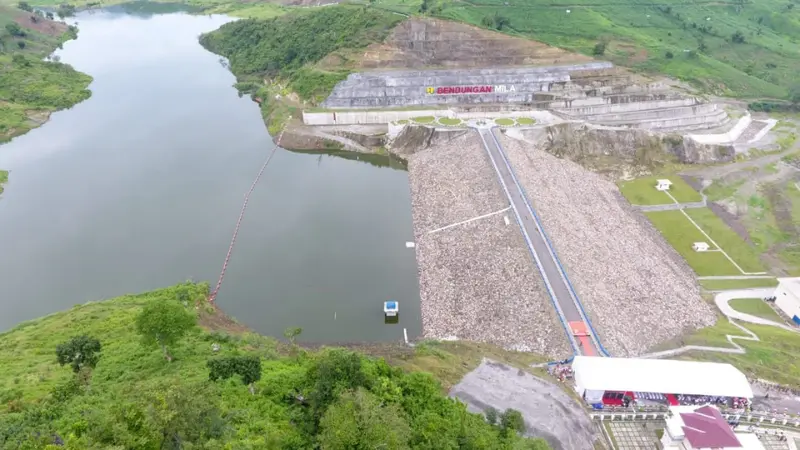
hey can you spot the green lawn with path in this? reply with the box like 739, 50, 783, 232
699, 278, 779, 291
645, 210, 740, 276
516, 117, 535, 125
618, 176, 702, 205
674, 320, 800, 390
494, 118, 515, 126
728, 298, 783, 322
685, 208, 766, 274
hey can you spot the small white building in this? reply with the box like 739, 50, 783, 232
692, 242, 710, 252
774, 277, 800, 325
662, 404, 765, 450
656, 179, 673, 191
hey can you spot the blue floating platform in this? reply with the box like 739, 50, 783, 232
384, 301, 398, 317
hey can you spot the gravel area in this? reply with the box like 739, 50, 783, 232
499, 132, 716, 356
409, 134, 571, 357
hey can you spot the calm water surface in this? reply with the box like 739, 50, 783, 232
0, 8, 421, 342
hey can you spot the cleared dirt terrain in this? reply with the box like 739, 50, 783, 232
317, 17, 591, 71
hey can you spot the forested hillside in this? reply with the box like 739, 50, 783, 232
200, 5, 402, 102
0, 4, 91, 143
0, 282, 551, 449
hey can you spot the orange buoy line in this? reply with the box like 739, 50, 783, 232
208, 132, 283, 303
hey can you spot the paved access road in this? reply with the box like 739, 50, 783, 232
475, 127, 582, 325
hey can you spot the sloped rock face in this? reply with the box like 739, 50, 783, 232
389, 125, 469, 156
512, 123, 733, 177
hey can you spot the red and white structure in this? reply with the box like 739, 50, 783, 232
662, 405, 766, 450
571, 356, 753, 407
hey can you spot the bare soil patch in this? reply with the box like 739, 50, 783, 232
320, 17, 590, 71
15, 15, 67, 37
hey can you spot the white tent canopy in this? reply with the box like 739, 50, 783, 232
572, 356, 753, 399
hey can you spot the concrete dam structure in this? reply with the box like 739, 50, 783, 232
318, 61, 730, 133
322, 62, 615, 108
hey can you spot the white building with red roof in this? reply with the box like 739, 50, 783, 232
661, 405, 766, 450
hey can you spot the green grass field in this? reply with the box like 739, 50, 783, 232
516, 117, 535, 125
412, 115, 435, 123
685, 208, 766, 273
646, 209, 740, 276
699, 278, 779, 290
438, 117, 461, 126
618, 176, 702, 205
729, 298, 783, 322
495, 118, 515, 126
676, 319, 800, 389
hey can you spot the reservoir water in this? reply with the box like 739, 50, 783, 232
0, 7, 422, 343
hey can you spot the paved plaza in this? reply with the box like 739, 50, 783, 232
607, 422, 661, 449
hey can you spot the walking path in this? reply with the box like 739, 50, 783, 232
640, 288, 797, 359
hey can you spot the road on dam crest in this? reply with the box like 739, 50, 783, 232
475, 126, 598, 356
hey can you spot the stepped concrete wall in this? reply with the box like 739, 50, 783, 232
322, 62, 614, 108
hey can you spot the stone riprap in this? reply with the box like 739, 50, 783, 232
497, 133, 716, 356
409, 133, 571, 357
323, 62, 614, 108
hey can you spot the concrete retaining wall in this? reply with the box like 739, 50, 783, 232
557, 98, 698, 116
689, 113, 752, 144
323, 62, 614, 108
303, 110, 454, 126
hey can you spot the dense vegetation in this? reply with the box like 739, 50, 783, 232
0, 169, 7, 194
0, 282, 551, 449
200, 5, 402, 102
0, 4, 91, 143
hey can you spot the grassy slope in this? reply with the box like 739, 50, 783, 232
699, 278, 778, 290
0, 169, 7, 193
728, 297, 783, 322
415, 0, 800, 99
674, 318, 800, 389
0, 283, 552, 448
0, 5, 92, 143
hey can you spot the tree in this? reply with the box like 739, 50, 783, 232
17, 1, 32, 12
592, 41, 606, 56
208, 356, 262, 394
284, 326, 302, 345
731, 30, 746, 43
11, 54, 29, 66
318, 388, 411, 450
135, 300, 196, 362
45, 11, 54, 20
484, 407, 498, 425
56, 335, 102, 374
789, 84, 800, 106
665, 51, 674, 59
499, 409, 526, 437
17, 41, 26, 49
5, 23, 24, 37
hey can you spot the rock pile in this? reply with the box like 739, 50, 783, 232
408, 134, 571, 357
498, 132, 716, 356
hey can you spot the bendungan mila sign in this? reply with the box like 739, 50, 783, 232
426, 85, 517, 95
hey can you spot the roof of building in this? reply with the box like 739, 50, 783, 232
777, 277, 800, 299
657, 179, 673, 184
681, 405, 741, 449
572, 356, 753, 398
